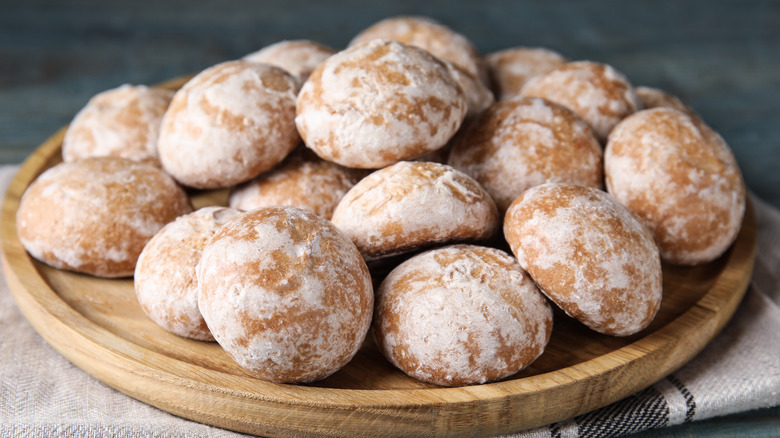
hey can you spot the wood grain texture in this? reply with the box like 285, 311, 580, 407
0, 98, 757, 436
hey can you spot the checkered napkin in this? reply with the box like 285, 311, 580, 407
1, 164, 778, 437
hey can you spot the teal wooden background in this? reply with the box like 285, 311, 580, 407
2, 0, 779, 212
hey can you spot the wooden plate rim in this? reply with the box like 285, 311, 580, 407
0, 101, 757, 437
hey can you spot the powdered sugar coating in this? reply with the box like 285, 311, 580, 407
196, 207, 373, 383
243, 39, 335, 85
521, 61, 640, 143
504, 183, 662, 337
448, 97, 603, 213
63, 84, 174, 164
158, 60, 299, 189
331, 161, 499, 260
604, 108, 746, 265
485, 47, 567, 101
444, 62, 495, 121
349, 16, 489, 86
229, 149, 365, 220
16, 157, 192, 278
374, 244, 553, 386
295, 39, 467, 169
635, 86, 697, 118
134, 207, 242, 341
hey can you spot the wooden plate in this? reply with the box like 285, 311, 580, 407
1, 77, 757, 437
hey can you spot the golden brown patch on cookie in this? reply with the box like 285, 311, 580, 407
243, 40, 334, 85
349, 16, 488, 85
295, 39, 466, 168
485, 46, 567, 100
444, 62, 494, 120
635, 86, 697, 117
331, 161, 498, 260
503, 183, 662, 337
17, 157, 192, 278
63, 85, 174, 163
449, 97, 603, 212
521, 61, 639, 142
158, 61, 299, 189
229, 148, 365, 219
197, 207, 373, 383
374, 244, 552, 386
604, 108, 745, 265
135, 206, 241, 341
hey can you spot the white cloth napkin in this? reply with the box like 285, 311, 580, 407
1, 164, 778, 438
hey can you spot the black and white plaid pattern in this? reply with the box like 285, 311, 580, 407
535, 376, 691, 438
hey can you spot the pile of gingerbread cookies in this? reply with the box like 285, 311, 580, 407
16, 16, 745, 387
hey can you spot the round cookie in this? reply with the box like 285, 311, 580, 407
604, 107, 746, 265
229, 149, 366, 220
158, 60, 300, 189
448, 97, 603, 213
134, 206, 242, 341
331, 161, 499, 261
349, 16, 489, 86
295, 39, 467, 169
374, 244, 553, 387
196, 207, 374, 383
521, 61, 640, 142
504, 183, 662, 337
62, 84, 174, 164
243, 39, 335, 85
444, 61, 495, 121
16, 157, 192, 278
635, 86, 697, 118
409, 62, 495, 166
485, 47, 567, 101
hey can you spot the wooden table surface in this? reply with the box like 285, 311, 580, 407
1, 1, 778, 436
